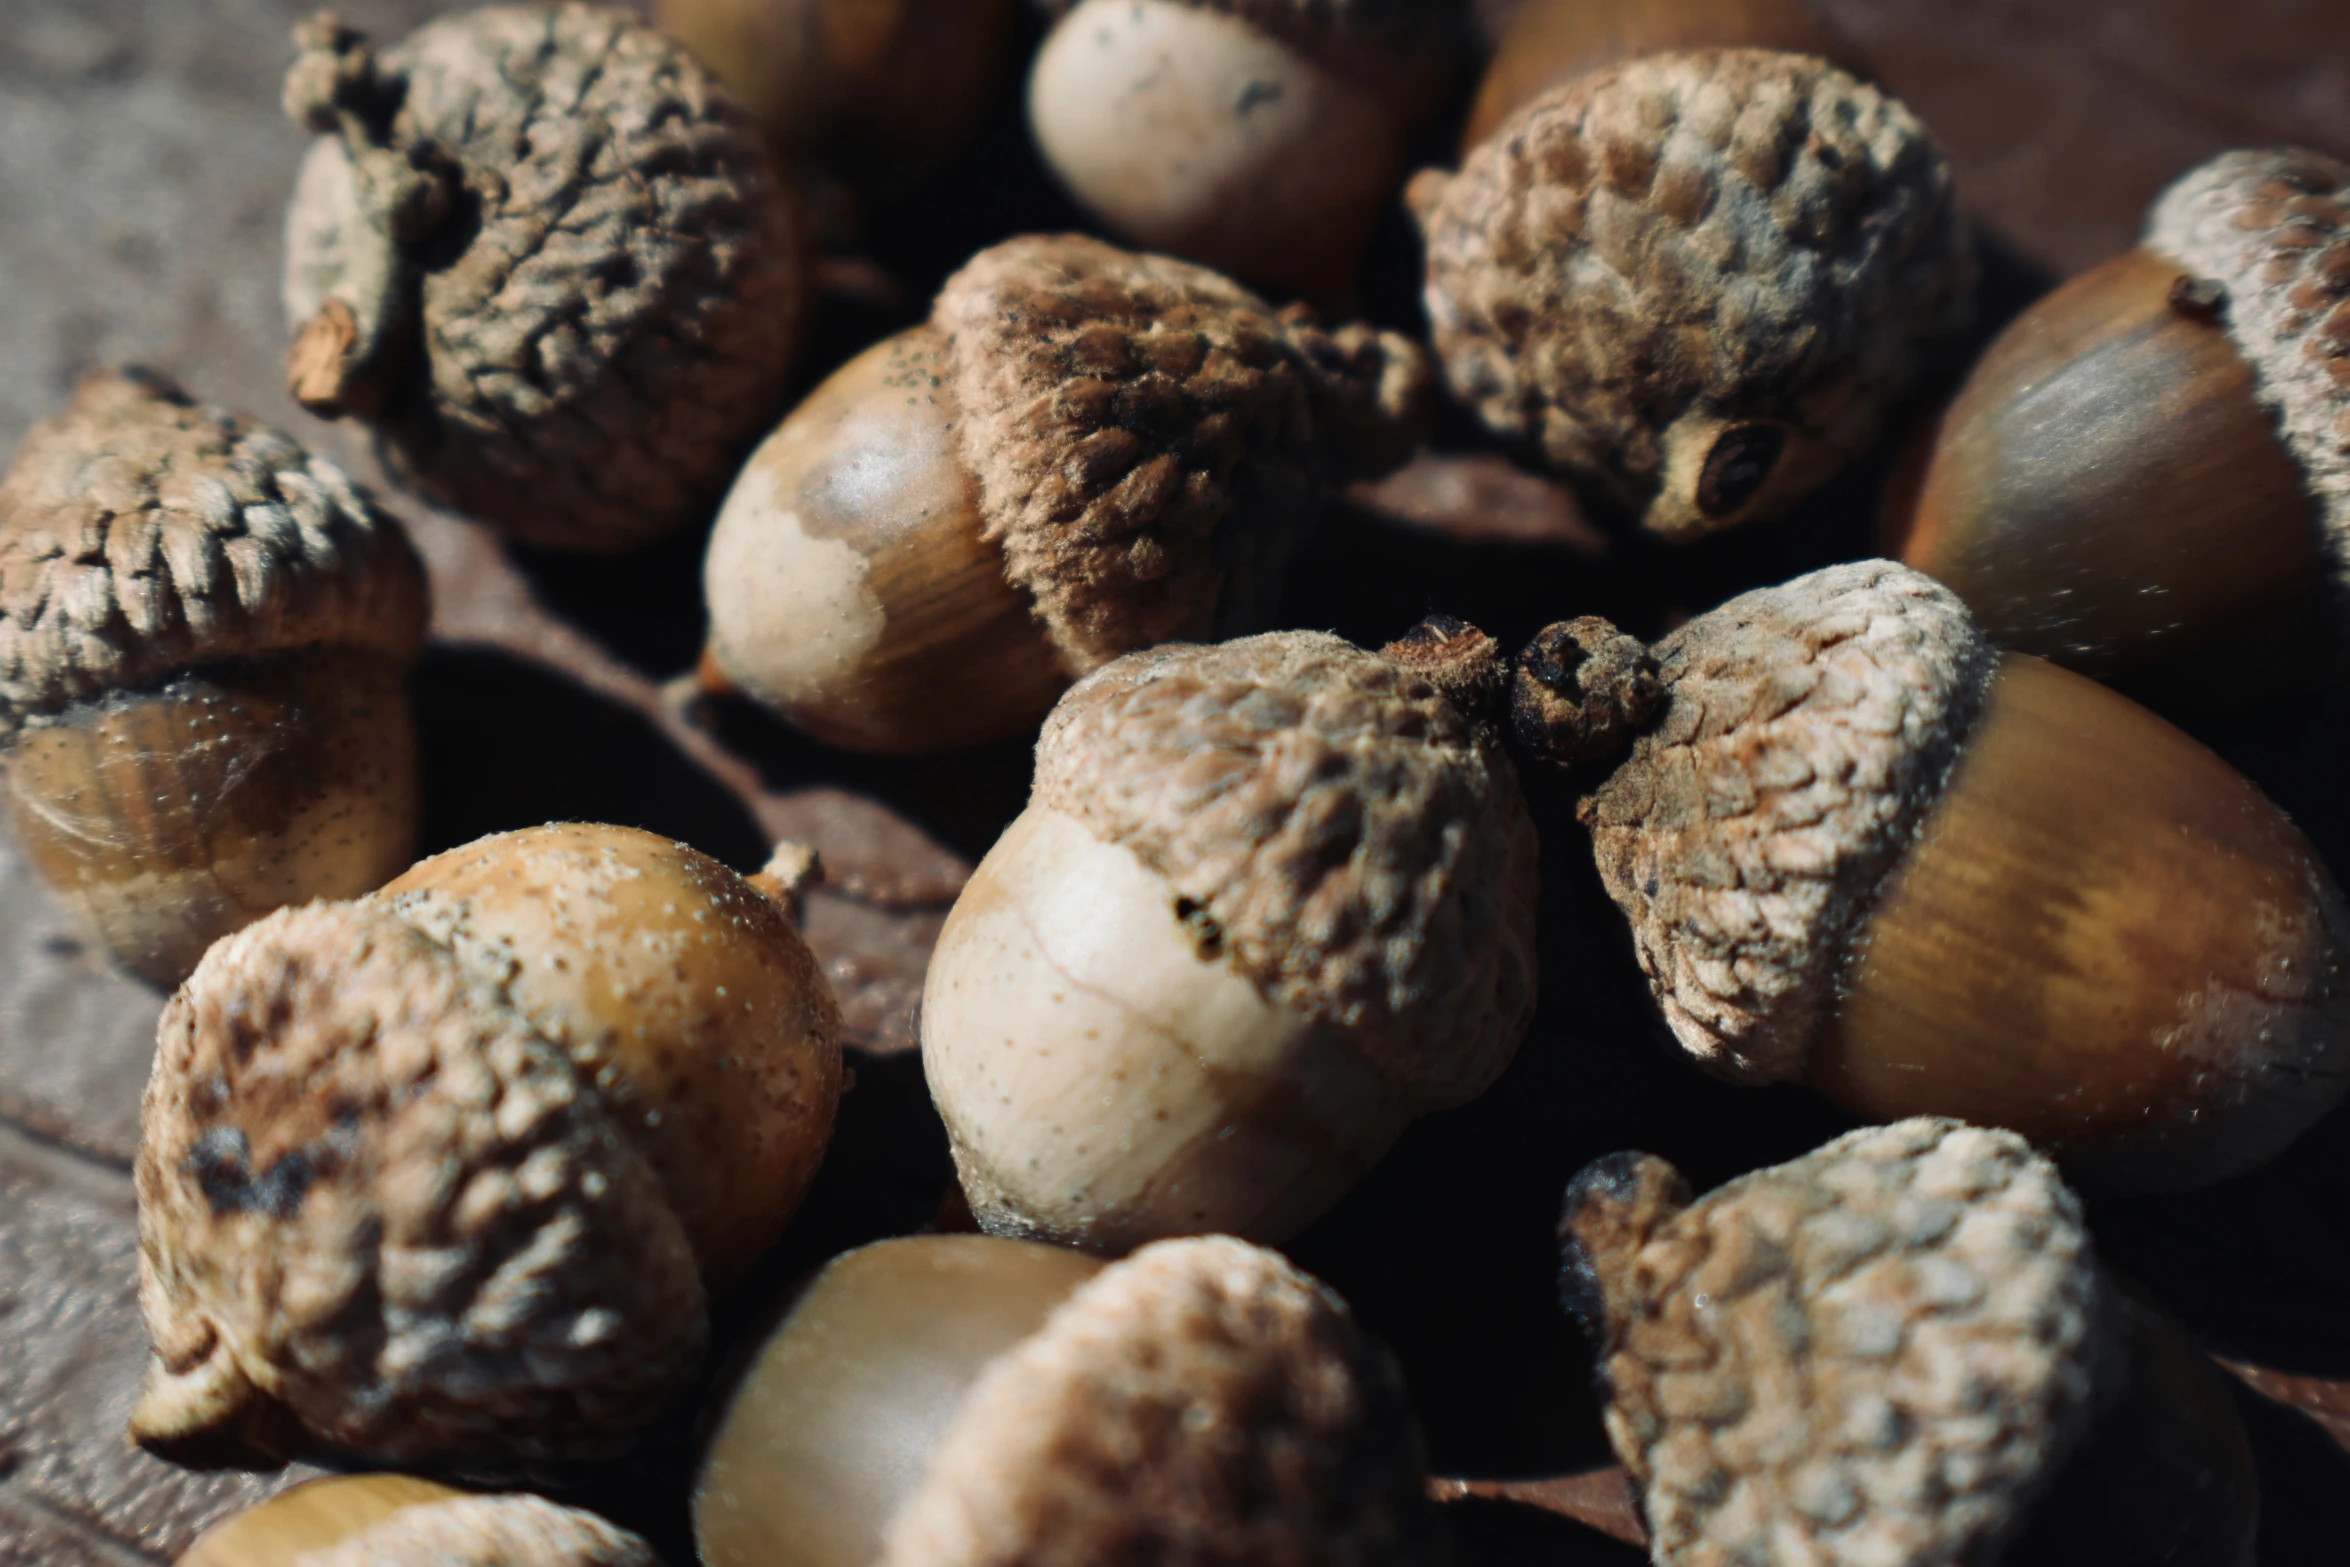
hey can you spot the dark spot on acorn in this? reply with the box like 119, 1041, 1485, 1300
1696, 423, 1786, 518
2168, 274, 2228, 318
1175, 896, 1226, 960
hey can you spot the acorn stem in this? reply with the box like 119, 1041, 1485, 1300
1378, 615, 1508, 736
1508, 618, 1662, 770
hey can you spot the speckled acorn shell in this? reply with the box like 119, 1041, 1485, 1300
282, 4, 809, 551
1416, 49, 1973, 540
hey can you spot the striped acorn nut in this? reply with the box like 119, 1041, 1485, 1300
700, 234, 1435, 755
178, 1476, 654, 1567
1560, 1119, 2259, 1567
1028, 0, 1466, 295
282, 5, 810, 552
0, 369, 427, 988
1416, 50, 1974, 541
131, 823, 845, 1470
654, 0, 1016, 191
1520, 560, 2350, 1190
1463, 0, 1868, 153
694, 1234, 1449, 1567
1893, 148, 2350, 697
921, 624, 1539, 1253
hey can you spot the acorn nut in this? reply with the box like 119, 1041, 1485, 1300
1526, 560, 2350, 1189
283, 5, 810, 551
694, 1233, 1448, 1567
654, 0, 1016, 191
132, 822, 844, 1470
701, 234, 1435, 755
921, 625, 1540, 1252
1893, 148, 2350, 700
1416, 50, 1974, 540
178, 1475, 654, 1566
0, 369, 427, 987
1028, 0, 1466, 295
1561, 1118, 2260, 1567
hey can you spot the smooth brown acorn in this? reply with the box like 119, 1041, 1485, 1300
1518, 560, 2350, 1191
177, 1476, 655, 1566
1891, 148, 2350, 701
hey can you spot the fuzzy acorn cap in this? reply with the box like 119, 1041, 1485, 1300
294, 1493, 656, 1567
282, 5, 808, 552
2146, 148, 2350, 566
1561, 1119, 2109, 1567
1031, 630, 1540, 1109
1578, 561, 1996, 1084
878, 1235, 1447, 1567
933, 235, 1435, 673
0, 369, 426, 746
133, 901, 705, 1470
1416, 50, 1973, 539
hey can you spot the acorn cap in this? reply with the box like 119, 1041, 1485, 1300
1416, 50, 1973, 537
133, 901, 705, 1470
282, 4, 808, 551
1578, 561, 1996, 1083
296, 1493, 656, 1566
2145, 148, 2350, 566
1561, 1119, 2108, 1567
0, 369, 427, 744
933, 235, 1434, 672
878, 1235, 1446, 1567
1031, 629, 1539, 1109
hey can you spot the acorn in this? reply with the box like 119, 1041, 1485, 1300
1415, 50, 1974, 541
694, 1233, 1448, 1567
700, 233, 1435, 755
132, 823, 844, 1470
1516, 560, 2350, 1190
1892, 148, 2350, 698
921, 623, 1539, 1253
653, 0, 1016, 192
1027, 0, 1466, 295
1462, 0, 1868, 152
1561, 1118, 2260, 1567
0, 369, 427, 987
178, 1476, 654, 1566
282, 5, 810, 551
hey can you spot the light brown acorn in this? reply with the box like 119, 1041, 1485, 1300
1026, 0, 1465, 295
133, 823, 844, 1470
1462, 0, 1868, 152
1516, 560, 2350, 1190
1562, 1120, 2260, 1567
700, 233, 1432, 755
1891, 148, 2350, 701
177, 1477, 655, 1566
0, 369, 427, 986
694, 1234, 1448, 1567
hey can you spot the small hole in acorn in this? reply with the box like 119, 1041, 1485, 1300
1696, 424, 1786, 519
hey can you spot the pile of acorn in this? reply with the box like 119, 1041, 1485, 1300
3, 0, 2348, 1563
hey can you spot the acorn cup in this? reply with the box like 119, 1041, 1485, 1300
1515, 560, 2350, 1191
700, 233, 1434, 756
1462, 0, 1869, 152
1561, 1119, 2260, 1567
0, 370, 428, 987
920, 622, 1539, 1254
177, 1476, 655, 1567
1891, 148, 2350, 702
132, 823, 844, 1471
1026, 0, 1466, 296
694, 1234, 1449, 1567
1415, 50, 1975, 542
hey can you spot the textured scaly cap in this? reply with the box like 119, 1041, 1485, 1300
133, 901, 706, 1471
1031, 629, 1539, 1109
1577, 561, 1996, 1083
1416, 50, 1973, 540
879, 1235, 1448, 1567
282, 4, 808, 551
934, 235, 1434, 673
0, 369, 426, 745
1561, 1119, 2108, 1567
2146, 148, 2350, 564
294, 1493, 656, 1567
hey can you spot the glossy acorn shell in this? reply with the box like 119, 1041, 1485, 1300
177, 1475, 465, 1566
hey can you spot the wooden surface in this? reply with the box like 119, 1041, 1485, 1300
3, 2, 2350, 1562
